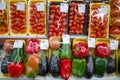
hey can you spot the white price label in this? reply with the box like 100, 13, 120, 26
62, 35, 70, 44
37, 3, 44, 11
13, 40, 23, 48
78, 4, 85, 13
0, 2, 6, 10
17, 2, 25, 11
88, 38, 95, 48
40, 40, 49, 50
60, 3, 68, 13
110, 40, 119, 50
100, 6, 108, 14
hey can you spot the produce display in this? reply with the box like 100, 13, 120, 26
68, 1, 85, 35
9, 0, 27, 35
0, 37, 119, 79
48, 3, 67, 37
0, 0, 8, 35
89, 3, 110, 38
28, 1, 46, 35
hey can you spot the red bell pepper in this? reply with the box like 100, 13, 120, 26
26, 39, 40, 54
72, 42, 88, 58
96, 43, 110, 58
8, 62, 24, 77
60, 59, 71, 80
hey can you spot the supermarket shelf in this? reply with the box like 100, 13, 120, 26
69, 35, 88, 38
0, 35, 48, 39
0, 76, 118, 80
34, 76, 117, 80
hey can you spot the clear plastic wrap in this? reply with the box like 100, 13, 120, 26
9, 0, 27, 35
48, 2, 68, 37
110, 0, 120, 27
28, 1, 46, 36
68, 1, 85, 35
0, 0, 9, 35
89, 3, 110, 38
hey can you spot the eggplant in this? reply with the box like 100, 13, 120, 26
106, 57, 116, 74
85, 55, 94, 78
1, 55, 11, 74
49, 50, 60, 77
38, 54, 48, 76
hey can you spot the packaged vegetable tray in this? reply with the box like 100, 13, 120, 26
95, 38, 116, 77
48, 37, 61, 77
0, 0, 9, 35
9, 0, 27, 35
68, 1, 86, 35
28, 0, 47, 36
48, 1, 68, 37
89, 3, 110, 38
109, 0, 120, 38
25, 38, 49, 78
72, 38, 89, 78
1, 39, 25, 78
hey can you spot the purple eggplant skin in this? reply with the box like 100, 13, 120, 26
38, 55, 48, 76
106, 57, 116, 74
49, 50, 60, 77
1, 55, 11, 74
85, 54, 94, 79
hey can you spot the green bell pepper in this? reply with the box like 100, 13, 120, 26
60, 44, 72, 59
95, 57, 107, 77
72, 58, 86, 77
11, 47, 25, 63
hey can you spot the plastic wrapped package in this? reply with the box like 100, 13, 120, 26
0, 0, 9, 35
28, 0, 46, 36
49, 37, 61, 77
48, 2, 68, 37
25, 54, 40, 78
68, 1, 85, 35
37, 39, 49, 77
95, 38, 116, 77
49, 36, 72, 80
9, 0, 27, 35
72, 38, 89, 78
110, 0, 120, 27
1, 40, 25, 78
25, 39, 49, 77
110, 0, 120, 38
89, 3, 110, 38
